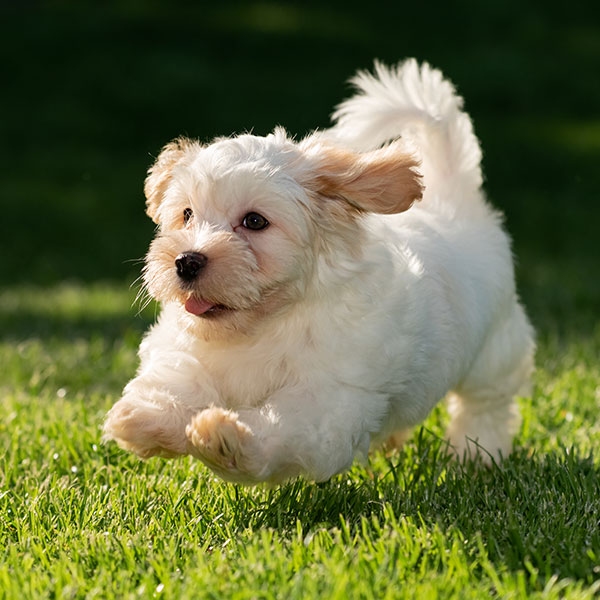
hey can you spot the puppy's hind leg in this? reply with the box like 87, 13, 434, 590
382, 428, 413, 451
447, 302, 535, 464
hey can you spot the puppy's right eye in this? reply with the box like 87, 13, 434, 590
183, 207, 193, 225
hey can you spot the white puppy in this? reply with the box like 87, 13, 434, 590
103, 60, 535, 484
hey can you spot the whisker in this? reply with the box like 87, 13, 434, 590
123, 256, 146, 266
130, 273, 145, 290
131, 268, 154, 316
135, 287, 154, 316
137, 295, 154, 316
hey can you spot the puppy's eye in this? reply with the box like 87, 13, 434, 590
183, 207, 193, 225
242, 212, 269, 231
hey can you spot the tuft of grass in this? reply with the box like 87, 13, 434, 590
1, 284, 600, 599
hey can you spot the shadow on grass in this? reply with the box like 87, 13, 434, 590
97, 428, 600, 586
218, 431, 600, 583
0, 310, 151, 343
0, 282, 153, 342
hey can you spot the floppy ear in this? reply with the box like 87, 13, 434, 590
302, 141, 423, 214
144, 137, 193, 223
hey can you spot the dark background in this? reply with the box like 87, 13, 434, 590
2, 0, 599, 335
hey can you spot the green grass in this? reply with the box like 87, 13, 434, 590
1, 285, 600, 599
2, 1, 600, 598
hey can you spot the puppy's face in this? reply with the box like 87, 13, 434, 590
142, 129, 422, 340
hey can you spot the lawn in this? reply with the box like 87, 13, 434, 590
1, 2, 599, 598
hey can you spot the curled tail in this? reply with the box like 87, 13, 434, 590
328, 59, 483, 197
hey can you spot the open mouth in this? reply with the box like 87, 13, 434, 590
184, 296, 233, 318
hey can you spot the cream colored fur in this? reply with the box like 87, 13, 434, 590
103, 60, 535, 484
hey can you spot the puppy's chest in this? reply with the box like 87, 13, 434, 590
201, 346, 295, 408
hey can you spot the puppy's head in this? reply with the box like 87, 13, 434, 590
142, 128, 422, 340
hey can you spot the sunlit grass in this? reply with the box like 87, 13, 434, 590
1, 283, 599, 598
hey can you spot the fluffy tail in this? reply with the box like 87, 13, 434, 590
328, 59, 483, 198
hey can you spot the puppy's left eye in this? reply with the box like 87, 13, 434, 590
242, 212, 269, 231
183, 207, 193, 225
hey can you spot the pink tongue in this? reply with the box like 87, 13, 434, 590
185, 297, 216, 316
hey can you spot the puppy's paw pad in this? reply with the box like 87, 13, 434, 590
186, 407, 252, 469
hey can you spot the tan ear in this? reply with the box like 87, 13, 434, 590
303, 142, 423, 214
144, 137, 194, 223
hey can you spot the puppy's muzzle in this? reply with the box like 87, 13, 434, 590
175, 251, 208, 281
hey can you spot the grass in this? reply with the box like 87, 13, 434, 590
1, 1, 600, 598
1, 288, 599, 599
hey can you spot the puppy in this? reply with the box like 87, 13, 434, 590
103, 60, 535, 484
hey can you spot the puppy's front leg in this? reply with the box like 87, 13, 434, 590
186, 385, 388, 484
103, 366, 220, 458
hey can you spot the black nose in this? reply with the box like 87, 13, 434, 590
175, 251, 208, 281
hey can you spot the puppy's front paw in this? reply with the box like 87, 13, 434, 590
103, 394, 192, 458
186, 407, 261, 482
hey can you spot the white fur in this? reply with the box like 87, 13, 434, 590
103, 60, 535, 484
